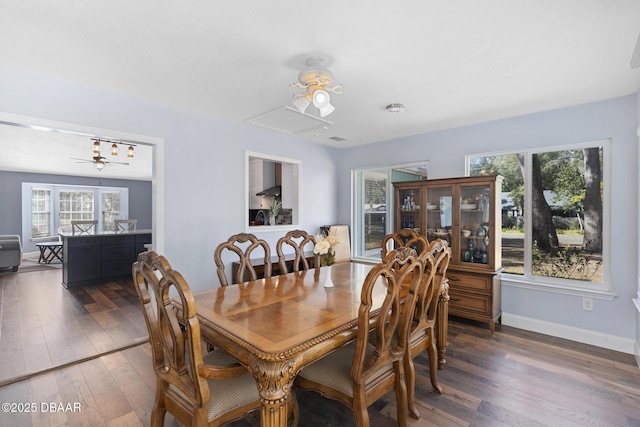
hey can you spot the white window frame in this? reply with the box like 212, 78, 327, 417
21, 183, 129, 242
352, 161, 430, 263
466, 139, 612, 296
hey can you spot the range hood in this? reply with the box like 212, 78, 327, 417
256, 162, 282, 197
256, 185, 281, 197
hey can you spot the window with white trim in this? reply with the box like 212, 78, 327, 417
22, 183, 129, 241
467, 139, 609, 290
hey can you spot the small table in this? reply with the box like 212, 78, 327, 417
36, 241, 63, 264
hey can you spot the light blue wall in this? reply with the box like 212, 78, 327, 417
0, 64, 340, 291
1, 63, 638, 345
337, 95, 639, 341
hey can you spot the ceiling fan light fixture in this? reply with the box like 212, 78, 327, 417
318, 102, 335, 118
312, 90, 330, 108
291, 56, 342, 118
94, 161, 105, 171
292, 95, 311, 114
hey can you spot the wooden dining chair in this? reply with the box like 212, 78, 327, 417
275, 229, 318, 274
115, 218, 137, 232
214, 233, 271, 287
405, 239, 451, 419
132, 251, 263, 427
295, 247, 426, 427
71, 220, 97, 235
381, 228, 430, 259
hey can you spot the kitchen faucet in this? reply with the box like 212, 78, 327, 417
254, 210, 266, 225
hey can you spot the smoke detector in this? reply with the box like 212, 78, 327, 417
386, 103, 405, 114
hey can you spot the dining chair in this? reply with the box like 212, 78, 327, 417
275, 229, 318, 274
405, 239, 451, 419
115, 218, 137, 232
132, 251, 263, 427
381, 228, 430, 259
71, 220, 97, 235
294, 247, 426, 427
214, 233, 271, 287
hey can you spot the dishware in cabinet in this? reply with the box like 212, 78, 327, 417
393, 175, 503, 332
394, 185, 422, 233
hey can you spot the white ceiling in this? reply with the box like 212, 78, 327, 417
0, 1, 639, 178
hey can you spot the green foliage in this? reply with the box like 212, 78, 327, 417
532, 241, 601, 281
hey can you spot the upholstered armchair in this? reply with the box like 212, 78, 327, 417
0, 235, 22, 272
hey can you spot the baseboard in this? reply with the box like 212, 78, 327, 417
502, 313, 635, 355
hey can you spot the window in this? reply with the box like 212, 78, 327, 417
59, 189, 95, 226
31, 188, 51, 238
353, 162, 429, 260
245, 152, 301, 231
468, 140, 609, 290
22, 183, 129, 241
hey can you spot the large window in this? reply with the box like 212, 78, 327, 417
468, 140, 609, 290
22, 183, 129, 241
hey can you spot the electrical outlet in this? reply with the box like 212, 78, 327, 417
582, 297, 594, 311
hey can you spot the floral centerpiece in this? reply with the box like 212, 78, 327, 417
314, 228, 340, 266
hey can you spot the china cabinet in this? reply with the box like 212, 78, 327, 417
393, 175, 503, 332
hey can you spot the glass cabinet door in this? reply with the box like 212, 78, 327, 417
425, 186, 453, 247
397, 187, 422, 233
459, 184, 491, 265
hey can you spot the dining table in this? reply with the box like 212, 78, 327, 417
175, 262, 449, 427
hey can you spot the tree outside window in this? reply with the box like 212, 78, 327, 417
469, 142, 606, 285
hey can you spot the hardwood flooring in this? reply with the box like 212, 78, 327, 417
0, 269, 147, 386
1, 269, 640, 426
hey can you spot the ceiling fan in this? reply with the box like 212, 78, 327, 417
70, 155, 129, 171
291, 56, 343, 117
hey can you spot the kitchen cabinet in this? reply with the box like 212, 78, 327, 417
393, 175, 503, 332
62, 231, 152, 288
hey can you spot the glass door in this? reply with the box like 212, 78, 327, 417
425, 186, 453, 247
459, 184, 491, 265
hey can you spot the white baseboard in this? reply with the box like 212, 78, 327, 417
502, 313, 636, 355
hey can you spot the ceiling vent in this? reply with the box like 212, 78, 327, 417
329, 136, 347, 142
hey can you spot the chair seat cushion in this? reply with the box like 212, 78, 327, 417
170, 349, 260, 421
204, 350, 260, 421
297, 341, 378, 397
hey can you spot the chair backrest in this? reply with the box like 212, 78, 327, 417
381, 229, 430, 259
71, 220, 97, 235
214, 233, 271, 287
132, 251, 210, 416
350, 247, 425, 383
115, 219, 137, 232
275, 229, 318, 274
425, 239, 451, 323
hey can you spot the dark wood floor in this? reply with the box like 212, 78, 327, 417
1, 269, 640, 426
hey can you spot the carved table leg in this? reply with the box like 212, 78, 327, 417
436, 279, 449, 370
252, 358, 301, 427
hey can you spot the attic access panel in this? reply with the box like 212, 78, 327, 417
246, 107, 333, 135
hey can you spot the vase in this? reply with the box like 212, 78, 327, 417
269, 215, 276, 226
323, 266, 334, 287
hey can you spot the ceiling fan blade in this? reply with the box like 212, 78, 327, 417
107, 161, 130, 165
70, 157, 94, 163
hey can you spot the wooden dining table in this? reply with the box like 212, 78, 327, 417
177, 262, 449, 427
